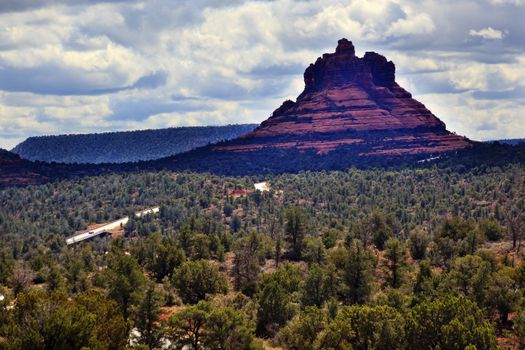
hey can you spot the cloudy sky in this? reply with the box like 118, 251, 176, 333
0, 0, 524, 149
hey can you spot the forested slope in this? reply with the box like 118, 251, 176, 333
12, 124, 256, 164
1, 164, 525, 348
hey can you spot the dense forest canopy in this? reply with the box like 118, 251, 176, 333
11, 124, 257, 164
0, 162, 524, 349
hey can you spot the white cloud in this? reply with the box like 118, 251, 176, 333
417, 92, 525, 141
386, 13, 435, 37
447, 58, 525, 91
469, 27, 507, 40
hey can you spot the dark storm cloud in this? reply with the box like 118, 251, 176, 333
472, 86, 525, 100
197, 77, 292, 100
409, 74, 469, 95
0, 64, 126, 95
476, 120, 498, 131
0, 0, 131, 13
108, 99, 213, 121
0, 64, 167, 95
171, 95, 203, 101
248, 62, 304, 77
93, 71, 169, 95
131, 71, 168, 89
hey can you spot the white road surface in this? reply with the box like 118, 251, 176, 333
66, 207, 159, 245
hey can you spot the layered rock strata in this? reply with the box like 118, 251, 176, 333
213, 38, 470, 156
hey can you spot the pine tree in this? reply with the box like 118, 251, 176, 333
285, 207, 306, 259
343, 240, 372, 304
133, 282, 163, 348
384, 238, 408, 289
105, 249, 145, 319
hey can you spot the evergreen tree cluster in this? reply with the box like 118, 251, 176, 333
0, 163, 524, 349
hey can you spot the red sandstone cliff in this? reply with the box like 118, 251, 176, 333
0, 149, 50, 187
214, 38, 470, 156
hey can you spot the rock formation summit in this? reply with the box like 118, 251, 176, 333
213, 38, 470, 157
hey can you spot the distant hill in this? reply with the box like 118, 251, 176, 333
0, 148, 20, 162
12, 124, 257, 164
486, 138, 525, 146
0, 148, 111, 188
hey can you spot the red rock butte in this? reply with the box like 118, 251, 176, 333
214, 38, 471, 156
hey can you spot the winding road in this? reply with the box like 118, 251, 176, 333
66, 207, 159, 245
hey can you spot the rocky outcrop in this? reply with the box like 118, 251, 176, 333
0, 149, 49, 187
213, 38, 470, 156
0, 148, 114, 188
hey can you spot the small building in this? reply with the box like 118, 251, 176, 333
254, 181, 270, 192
